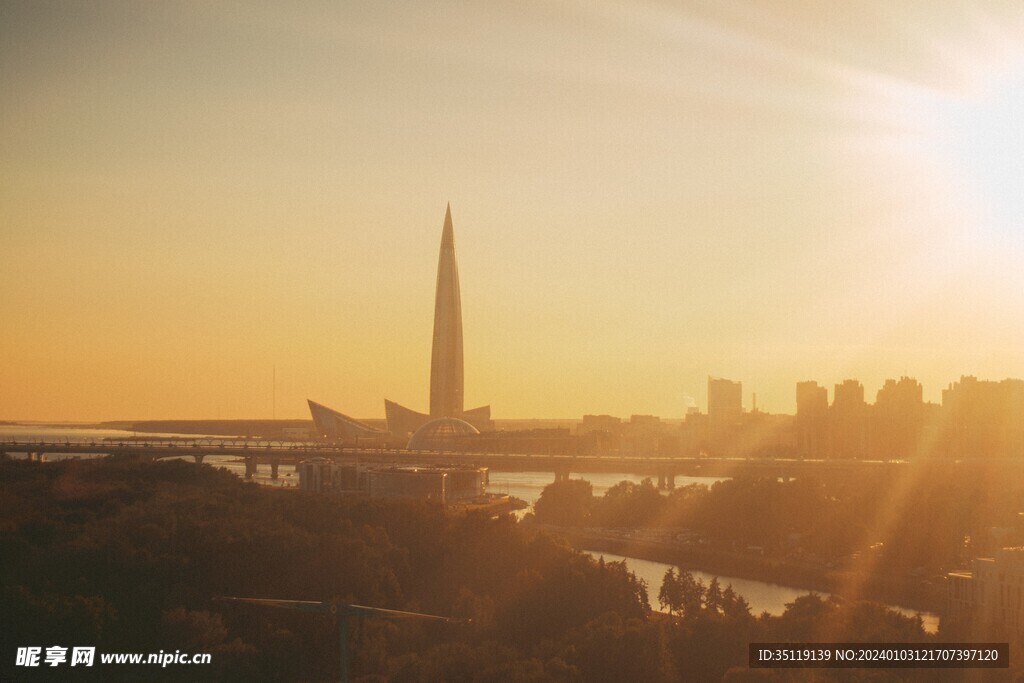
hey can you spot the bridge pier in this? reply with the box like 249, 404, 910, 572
270, 458, 280, 480
244, 455, 257, 479
194, 454, 205, 465
553, 467, 571, 483
656, 468, 675, 491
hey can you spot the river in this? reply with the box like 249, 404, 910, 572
487, 469, 728, 503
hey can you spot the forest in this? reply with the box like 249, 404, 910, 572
0, 459, 994, 681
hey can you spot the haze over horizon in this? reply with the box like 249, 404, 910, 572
3, 2, 1023, 421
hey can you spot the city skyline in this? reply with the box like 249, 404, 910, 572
2, 3, 1024, 420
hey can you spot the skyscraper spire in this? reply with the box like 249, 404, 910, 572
429, 203, 464, 418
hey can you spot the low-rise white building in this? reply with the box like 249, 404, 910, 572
297, 458, 487, 504
948, 547, 1024, 639
296, 458, 363, 493
366, 466, 487, 504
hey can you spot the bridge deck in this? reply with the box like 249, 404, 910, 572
0, 439, 930, 477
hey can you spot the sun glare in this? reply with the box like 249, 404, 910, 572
930, 63, 1024, 238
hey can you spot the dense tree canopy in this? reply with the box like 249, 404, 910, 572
533, 478, 593, 527
3, 460, 986, 681
2, 460, 652, 681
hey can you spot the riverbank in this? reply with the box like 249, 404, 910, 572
537, 524, 945, 614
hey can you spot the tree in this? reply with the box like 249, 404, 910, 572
658, 568, 705, 620
706, 577, 723, 614
659, 568, 681, 616
534, 479, 594, 526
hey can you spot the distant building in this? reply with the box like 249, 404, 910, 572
629, 414, 662, 430
298, 458, 488, 504
475, 428, 583, 454
708, 377, 741, 421
679, 411, 709, 456
795, 381, 828, 458
296, 458, 364, 493
796, 381, 827, 414
872, 377, 925, 459
578, 414, 623, 436
942, 376, 1024, 458
779, 374, 1024, 460
620, 415, 666, 455
708, 376, 742, 448
681, 407, 794, 459
830, 379, 867, 459
366, 466, 488, 504
833, 379, 865, 407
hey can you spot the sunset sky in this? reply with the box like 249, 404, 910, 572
2, 1, 1023, 421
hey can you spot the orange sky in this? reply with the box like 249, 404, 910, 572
2, 2, 1023, 421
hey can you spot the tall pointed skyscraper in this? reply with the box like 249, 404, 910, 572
310, 203, 491, 443
430, 203, 464, 418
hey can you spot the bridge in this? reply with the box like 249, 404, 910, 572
0, 438, 926, 486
